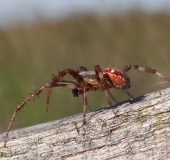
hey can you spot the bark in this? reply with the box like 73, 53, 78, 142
0, 88, 170, 160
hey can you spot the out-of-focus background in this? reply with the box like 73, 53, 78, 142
0, 0, 170, 133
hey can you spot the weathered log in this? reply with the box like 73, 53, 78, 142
0, 88, 170, 160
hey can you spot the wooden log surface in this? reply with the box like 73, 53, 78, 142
0, 88, 170, 160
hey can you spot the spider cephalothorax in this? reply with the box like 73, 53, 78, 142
4, 65, 170, 147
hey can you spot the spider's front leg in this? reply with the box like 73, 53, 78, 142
94, 65, 117, 115
122, 65, 170, 82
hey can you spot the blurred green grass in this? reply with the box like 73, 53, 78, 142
0, 12, 170, 133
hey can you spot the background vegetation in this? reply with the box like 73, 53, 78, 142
0, 12, 170, 133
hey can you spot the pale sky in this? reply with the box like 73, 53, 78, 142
0, 0, 169, 29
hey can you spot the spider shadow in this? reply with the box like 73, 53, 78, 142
112, 94, 145, 109
92, 94, 145, 113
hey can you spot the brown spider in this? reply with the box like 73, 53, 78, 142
4, 65, 170, 147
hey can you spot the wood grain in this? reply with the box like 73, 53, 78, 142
0, 88, 170, 160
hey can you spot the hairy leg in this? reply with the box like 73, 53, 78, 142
82, 88, 87, 125
94, 65, 118, 115
122, 65, 170, 81
4, 69, 85, 147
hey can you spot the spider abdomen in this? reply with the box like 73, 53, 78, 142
103, 68, 130, 89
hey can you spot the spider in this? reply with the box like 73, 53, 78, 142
4, 65, 170, 147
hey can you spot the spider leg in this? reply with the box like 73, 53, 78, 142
94, 65, 117, 115
46, 88, 52, 112
108, 90, 118, 103
123, 89, 134, 100
122, 65, 170, 81
94, 65, 111, 98
82, 88, 87, 125
4, 69, 85, 147
103, 90, 112, 106
94, 65, 106, 89
54, 80, 80, 88
4, 82, 51, 147
51, 69, 86, 86
46, 81, 81, 112
46, 81, 80, 112
54, 80, 90, 125
52, 72, 95, 125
